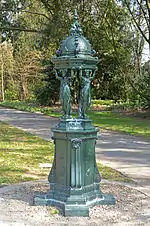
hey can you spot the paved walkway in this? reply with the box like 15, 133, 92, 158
0, 107, 150, 196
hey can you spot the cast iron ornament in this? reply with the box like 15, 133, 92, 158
52, 10, 99, 119
34, 10, 115, 217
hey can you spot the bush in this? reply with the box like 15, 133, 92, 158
4, 89, 19, 101
35, 61, 59, 106
92, 99, 115, 106
36, 86, 55, 106
128, 62, 150, 109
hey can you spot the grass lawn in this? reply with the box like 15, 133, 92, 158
1, 101, 150, 138
88, 111, 150, 137
0, 121, 132, 186
0, 122, 54, 185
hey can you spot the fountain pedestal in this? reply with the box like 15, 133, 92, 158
34, 119, 115, 216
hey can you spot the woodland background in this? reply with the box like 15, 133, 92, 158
0, 0, 149, 108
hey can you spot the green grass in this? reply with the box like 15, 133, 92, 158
1, 100, 150, 138
0, 100, 62, 117
0, 121, 132, 185
92, 99, 114, 106
97, 163, 132, 183
0, 122, 54, 185
88, 111, 150, 137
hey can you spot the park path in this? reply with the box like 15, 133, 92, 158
0, 106, 150, 196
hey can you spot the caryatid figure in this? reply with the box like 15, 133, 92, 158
55, 69, 75, 119
78, 68, 97, 118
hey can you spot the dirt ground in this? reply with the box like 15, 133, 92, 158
0, 181, 150, 226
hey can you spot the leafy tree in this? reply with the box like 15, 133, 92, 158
0, 0, 137, 104
136, 60, 150, 108
35, 61, 60, 105
0, 0, 43, 35
120, 0, 150, 51
85, 0, 134, 101
13, 31, 43, 100
118, 0, 150, 107
0, 41, 14, 101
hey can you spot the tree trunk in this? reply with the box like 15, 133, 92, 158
21, 73, 29, 100
1, 62, 4, 102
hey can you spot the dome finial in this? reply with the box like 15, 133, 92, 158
70, 10, 82, 36
74, 9, 78, 21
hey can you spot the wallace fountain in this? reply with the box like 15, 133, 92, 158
34, 10, 115, 217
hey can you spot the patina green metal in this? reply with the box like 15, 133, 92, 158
34, 10, 115, 217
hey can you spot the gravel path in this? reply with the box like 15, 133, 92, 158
0, 181, 150, 226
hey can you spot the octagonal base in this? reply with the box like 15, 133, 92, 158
34, 189, 115, 217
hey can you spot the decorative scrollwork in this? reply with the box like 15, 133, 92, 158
71, 138, 82, 150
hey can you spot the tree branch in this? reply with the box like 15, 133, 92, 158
18, 10, 50, 20
0, 9, 50, 20
145, 0, 150, 52
40, 0, 53, 15
0, 26, 40, 33
146, 0, 150, 11
124, 0, 149, 45
136, 0, 149, 28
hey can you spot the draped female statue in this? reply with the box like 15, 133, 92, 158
78, 68, 96, 118
56, 69, 76, 119
56, 69, 72, 119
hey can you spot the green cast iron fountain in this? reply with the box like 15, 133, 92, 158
34, 10, 115, 217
